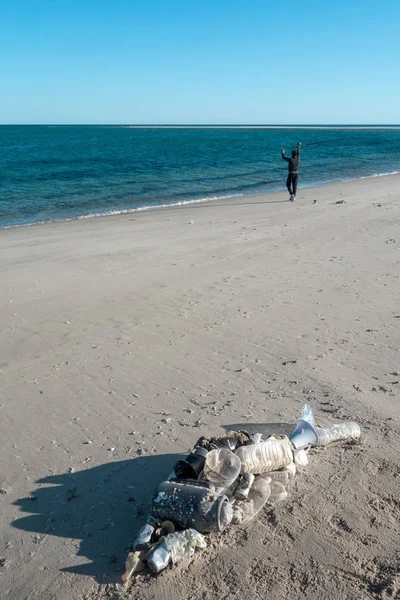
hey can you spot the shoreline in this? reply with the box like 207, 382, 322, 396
2, 170, 400, 232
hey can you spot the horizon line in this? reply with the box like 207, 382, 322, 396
1, 123, 400, 128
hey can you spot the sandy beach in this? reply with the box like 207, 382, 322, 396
1, 175, 399, 600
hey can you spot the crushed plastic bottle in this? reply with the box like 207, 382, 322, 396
147, 528, 207, 573
203, 448, 241, 487
147, 543, 171, 573
232, 477, 271, 525
315, 422, 361, 446
133, 523, 155, 550
235, 436, 293, 474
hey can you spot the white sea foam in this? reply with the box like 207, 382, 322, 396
2, 170, 399, 230
359, 170, 399, 179
75, 192, 244, 220
1, 193, 243, 229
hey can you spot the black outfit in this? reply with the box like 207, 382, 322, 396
282, 148, 300, 196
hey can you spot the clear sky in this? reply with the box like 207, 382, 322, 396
2, 0, 399, 124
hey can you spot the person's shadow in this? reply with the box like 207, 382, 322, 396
12, 453, 181, 583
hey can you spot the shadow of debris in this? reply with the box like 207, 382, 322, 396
12, 453, 181, 583
222, 422, 294, 438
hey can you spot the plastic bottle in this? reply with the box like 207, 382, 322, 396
260, 462, 296, 485
314, 422, 361, 446
235, 436, 293, 474
133, 523, 154, 550
147, 543, 171, 573
203, 448, 242, 487
298, 403, 361, 446
232, 477, 271, 525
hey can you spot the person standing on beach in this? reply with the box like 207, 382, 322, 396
281, 142, 301, 201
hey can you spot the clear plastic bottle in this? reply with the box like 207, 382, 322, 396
235, 437, 293, 474
203, 448, 241, 487
298, 404, 361, 446
260, 462, 296, 485
315, 422, 361, 446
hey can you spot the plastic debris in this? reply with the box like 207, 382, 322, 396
268, 481, 288, 506
297, 403, 361, 446
174, 447, 208, 479
122, 551, 146, 585
152, 480, 232, 533
234, 473, 255, 500
290, 418, 318, 449
235, 436, 294, 474
314, 422, 361, 446
147, 543, 171, 573
232, 477, 271, 525
147, 529, 206, 573
125, 401, 362, 581
300, 403, 316, 426
294, 448, 309, 467
134, 523, 155, 551
203, 448, 241, 487
260, 462, 296, 485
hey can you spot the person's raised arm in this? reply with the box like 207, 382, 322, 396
281, 149, 290, 162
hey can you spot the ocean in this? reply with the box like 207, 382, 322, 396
0, 125, 399, 228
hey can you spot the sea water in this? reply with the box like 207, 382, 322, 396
0, 125, 399, 228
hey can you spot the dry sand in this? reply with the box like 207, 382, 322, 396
0, 176, 399, 600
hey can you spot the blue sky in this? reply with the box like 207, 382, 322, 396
2, 0, 399, 124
